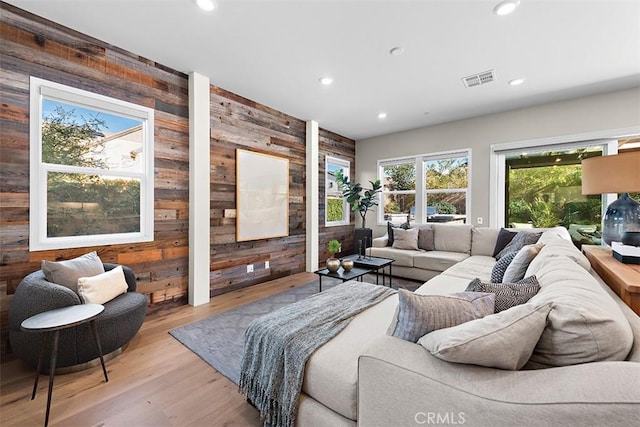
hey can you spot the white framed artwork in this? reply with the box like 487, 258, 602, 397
236, 149, 289, 241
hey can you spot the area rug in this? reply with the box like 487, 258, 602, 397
169, 275, 420, 384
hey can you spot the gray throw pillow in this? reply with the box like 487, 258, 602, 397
417, 227, 435, 251
419, 303, 552, 370
490, 251, 518, 283
41, 251, 105, 293
495, 231, 542, 260
502, 243, 544, 283
392, 227, 420, 250
390, 289, 495, 342
466, 275, 541, 312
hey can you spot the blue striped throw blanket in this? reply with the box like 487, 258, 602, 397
239, 281, 396, 427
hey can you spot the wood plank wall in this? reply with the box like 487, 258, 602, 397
209, 86, 309, 295
318, 128, 357, 262
0, 3, 357, 356
0, 4, 190, 355
209, 91, 356, 295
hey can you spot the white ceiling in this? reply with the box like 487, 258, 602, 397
7, 0, 640, 140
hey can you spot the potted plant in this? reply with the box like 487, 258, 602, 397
326, 239, 342, 273
334, 170, 382, 254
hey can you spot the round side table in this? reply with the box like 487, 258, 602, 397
21, 303, 108, 427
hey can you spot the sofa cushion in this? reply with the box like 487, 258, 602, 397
390, 290, 495, 342
369, 247, 415, 267
419, 302, 552, 370
418, 226, 435, 251
413, 251, 469, 272
41, 251, 105, 294
466, 276, 541, 312
471, 227, 500, 256
525, 257, 633, 368
303, 293, 398, 420
495, 231, 542, 260
441, 255, 495, 281
392, 227, 420, 250
490, 251, 518, 283
526, 237, 591, 276
502, 243, 544, 283
78, 265, 129, 304
433, 224, 473, 254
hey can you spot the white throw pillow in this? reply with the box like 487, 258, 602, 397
502, 243, 544, 283
78, 266, 128, 304
419, 303, 552, 370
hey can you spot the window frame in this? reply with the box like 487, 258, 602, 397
29, 77, 155, 251
378, 149, 471, 225
378, 158, 417, 224
324, 156, 350, 227
490, 138, 618, 228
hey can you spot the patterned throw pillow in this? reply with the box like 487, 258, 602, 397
390, 289, 495, 342
466, 276, 541, 312
387, 221, 410, 246
490, 251, 518, 283
495, 231, 542, 260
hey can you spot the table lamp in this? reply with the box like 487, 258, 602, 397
581, 151, 640, 246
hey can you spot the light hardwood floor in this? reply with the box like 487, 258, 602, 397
0, 272, 318, 427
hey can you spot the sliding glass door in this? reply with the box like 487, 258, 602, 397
504, 147, 603, 246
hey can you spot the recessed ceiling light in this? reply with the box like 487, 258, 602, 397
389, 47, 405, 56
377, 112, 387, 120
508, 78, 525, 86
493, 0, 520, 16
195, 0, 216, 12
319, 77, 333, 85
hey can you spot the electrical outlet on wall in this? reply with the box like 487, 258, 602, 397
265, 261, 270, 269
477, 217, 483, 225
247, 264, 254, 273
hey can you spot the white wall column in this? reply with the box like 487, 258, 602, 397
306, 120, 319, 272
188, 72, 211, 306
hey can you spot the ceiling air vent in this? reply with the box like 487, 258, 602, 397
462, 70, 495, 88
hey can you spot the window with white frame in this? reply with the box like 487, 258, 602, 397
378, 150, 470, 225
380, 159, 416, 224
29, 77, 154, 251
325, 156, 350, 226
424, 153, 469, 222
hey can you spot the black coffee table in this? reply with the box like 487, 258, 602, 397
314, 266, 371, 292
340, 254, 395, 287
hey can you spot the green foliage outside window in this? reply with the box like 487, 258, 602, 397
326, 197, 345, 222
43, 106, 141, 238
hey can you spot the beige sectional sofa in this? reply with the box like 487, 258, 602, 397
296, 225, 640, 427
369, 223, 500, 282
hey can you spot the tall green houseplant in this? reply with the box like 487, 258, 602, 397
334, 170, 382, 229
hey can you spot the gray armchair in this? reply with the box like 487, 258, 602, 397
9, 263, 147, 370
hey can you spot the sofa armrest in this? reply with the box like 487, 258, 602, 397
358, 336, 640, 427
9, 272, 82, 332
373, 235, 388, 248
